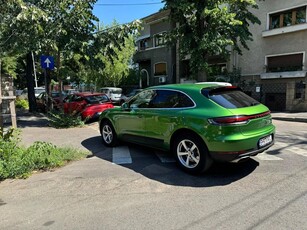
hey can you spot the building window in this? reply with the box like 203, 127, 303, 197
269, 6, 306, 29
295, 81, 306, 99
139, 38, 149, 50
266, 53, 303, 72
154, 62, 167, 76
154, 32, 166, 47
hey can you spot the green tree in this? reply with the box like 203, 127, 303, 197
163, 0, 261, 81
2, 0, 140, 112
2, 0, 98, 111
86, 20, 140, 88
96, 35, 136, 87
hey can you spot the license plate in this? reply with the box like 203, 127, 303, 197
259, 135, 273, 148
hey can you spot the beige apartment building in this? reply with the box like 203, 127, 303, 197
134, 1, 307, 112
236, 0, 307, 111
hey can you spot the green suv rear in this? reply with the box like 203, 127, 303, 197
99, 83, 275, 174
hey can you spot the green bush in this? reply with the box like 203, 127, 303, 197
15, 98, 29, 110
48, 111, 85, 128
0, 129, 88, 180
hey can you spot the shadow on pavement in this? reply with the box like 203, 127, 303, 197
11, 112, 50, 128
17, 118, 49, 128
81, 136, 259, 188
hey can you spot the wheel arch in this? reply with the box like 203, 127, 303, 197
170, 128, 209, 151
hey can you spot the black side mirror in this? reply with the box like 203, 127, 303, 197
121, 102, 130, 110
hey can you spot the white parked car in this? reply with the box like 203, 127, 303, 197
19, 87, 45, 99
100, 87, 122, 104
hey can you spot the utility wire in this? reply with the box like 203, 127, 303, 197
95, 2, 162, 6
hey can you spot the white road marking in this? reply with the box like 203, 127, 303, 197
112, 146, 132, 164
155, 152, 176, 163
255, 152, 283, 161
295, 151, 307, 157
288, 146, 307, 157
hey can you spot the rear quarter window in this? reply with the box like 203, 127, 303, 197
202, 88, 260, 109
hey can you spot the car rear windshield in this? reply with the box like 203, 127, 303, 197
110, 89, 122, 94
202, 87, 260, 109
85, 95, 110, 104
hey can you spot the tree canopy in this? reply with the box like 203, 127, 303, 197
163, 0, 261, 80
90, 21, 138, 88
1, 0, 140, 111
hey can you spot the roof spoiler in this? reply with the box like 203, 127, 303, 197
195, 82, 232, 86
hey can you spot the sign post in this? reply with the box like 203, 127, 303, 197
40, 56, 54, 111
40, 56, 54, 70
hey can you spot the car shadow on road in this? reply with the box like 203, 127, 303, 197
81, 136, 259, 188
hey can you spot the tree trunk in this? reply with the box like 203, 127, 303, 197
26, 52, 37, 112
0, 59, 3, 130
57, 49, 64, 110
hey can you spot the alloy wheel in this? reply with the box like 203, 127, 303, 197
177, 139, 200, 169
102, 124, 113, 144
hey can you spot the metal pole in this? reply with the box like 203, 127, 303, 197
32, 52, 38, 88
44, 68, 48, 112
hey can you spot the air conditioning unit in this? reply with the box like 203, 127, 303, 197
159, 76, 166, 83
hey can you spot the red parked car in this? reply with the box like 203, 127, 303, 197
63, 92, 114, 120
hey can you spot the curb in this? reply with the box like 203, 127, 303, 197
272, 117, 307, 123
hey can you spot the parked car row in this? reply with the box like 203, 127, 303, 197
35, 90, 115, 121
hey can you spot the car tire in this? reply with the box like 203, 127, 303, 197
100, 120, 118, 147
172, 133, 212, 174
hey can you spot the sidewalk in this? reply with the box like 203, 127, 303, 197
3, 111, 101, 152
271, 112, 307, 123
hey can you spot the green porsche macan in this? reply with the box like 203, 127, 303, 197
99, 83, 275, 174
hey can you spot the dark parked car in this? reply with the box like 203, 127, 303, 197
36, 91, 66, 111
99, 83, 275, 174
63, 92, 114, 120
119, 89, 143, 105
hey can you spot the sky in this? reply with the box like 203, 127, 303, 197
93, 0, 165, 26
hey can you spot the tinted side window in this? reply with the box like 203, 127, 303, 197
149, 90, 194, 108
72, 95, 84, 102
85, 95, 110, 104
129, 90, 155, 108
64, 95, 74, 102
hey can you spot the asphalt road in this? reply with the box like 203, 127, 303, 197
0, 120, 306, 230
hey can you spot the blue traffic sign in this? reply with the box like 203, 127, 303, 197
40, 55, 54, 70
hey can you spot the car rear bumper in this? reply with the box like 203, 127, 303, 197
210, 141, 274, 163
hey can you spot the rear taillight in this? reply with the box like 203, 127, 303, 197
208, 116, 249, 125
208, 111, 271, 125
